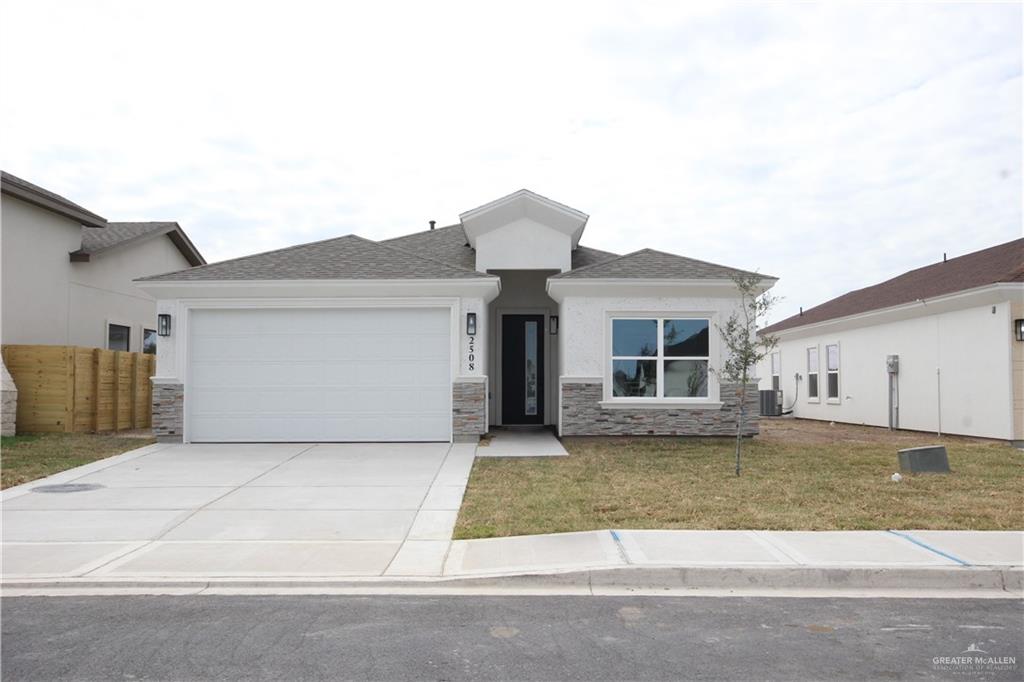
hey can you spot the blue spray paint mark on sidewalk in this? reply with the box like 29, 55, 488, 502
887, 530, 971, 566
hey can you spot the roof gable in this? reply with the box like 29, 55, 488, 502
458, 189, 589, 249
138, 233, 496, 282
550, 248, 767, 281
75, 222, 205, 266
762, 238, 1024, 334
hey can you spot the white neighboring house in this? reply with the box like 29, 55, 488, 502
0, 171, 205, 354
756, 238, 1024, 444
135, 189, 776, 444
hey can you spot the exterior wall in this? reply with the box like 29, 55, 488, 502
1012, 299, 1024, 441
561, 381, 759, 436
556, 292, 749, 437
452, 379, 487, 441
475, 218, 571, 273
68, 235, 191, 352
1, 195, 83, 345
487, 270, 559, 426
0, 194, 191, 352
153, 295, 492, 443
152, 381, 184, 442
757, 299, 1016, 440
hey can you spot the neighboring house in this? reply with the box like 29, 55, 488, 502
757, 238, 1024, 443
0, 171, 205, 354
135, 189, 776, 443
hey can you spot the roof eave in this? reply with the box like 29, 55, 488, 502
546, 276, 777, 302
2, 178, 107, 227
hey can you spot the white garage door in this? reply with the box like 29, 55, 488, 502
188, 308, 452, 442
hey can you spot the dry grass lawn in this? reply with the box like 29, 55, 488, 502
454, 419, 1023, 539
1, 432, 155, 489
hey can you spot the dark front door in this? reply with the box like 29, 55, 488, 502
501, 314, 545, 424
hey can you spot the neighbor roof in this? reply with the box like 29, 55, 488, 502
76, 222, 206, 266
138, 234, 496, 281
550, 248, 769, 281
1, 171, 106, 227
383, 223, 619, 271
761, 238, 1024, 334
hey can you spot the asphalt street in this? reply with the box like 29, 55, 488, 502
2, 595, 1021, 681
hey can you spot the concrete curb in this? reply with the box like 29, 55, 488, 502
3, 565, 1021, 596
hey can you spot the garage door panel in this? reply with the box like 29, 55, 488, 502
188, 308, 452, 442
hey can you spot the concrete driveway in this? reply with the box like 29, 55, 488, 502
2, 442, 476, 579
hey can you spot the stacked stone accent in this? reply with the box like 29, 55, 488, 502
152, 382, 184, 442
452, 380, 487, 441
1, 359, 17, 437
561, 382, 760, 437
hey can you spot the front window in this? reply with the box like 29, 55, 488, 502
770, 352, 781, 391
826, 343, 840, 401
611, 318, 709, 399
143, 328, 157, 355
107, 324, 130, 351
807, 347, 819, 400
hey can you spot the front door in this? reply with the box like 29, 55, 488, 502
501, 314, 545, 424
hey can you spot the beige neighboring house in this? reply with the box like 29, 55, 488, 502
0, 171, 205, 434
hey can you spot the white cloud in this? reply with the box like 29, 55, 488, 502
1, 0, 1019, 323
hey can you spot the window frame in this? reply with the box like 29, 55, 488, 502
142, 328, 158, 355
806, 345, 820, 403
825, 342, 840, 403
606, 314, 716, 404
106, 321, 131, 352
770, 351, 781, 392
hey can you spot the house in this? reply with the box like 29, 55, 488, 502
134, 189, 775, 443
757, 238, 1024, 443
0, 171, 205, 354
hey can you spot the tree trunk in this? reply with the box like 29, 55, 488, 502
735, 384, 745, 476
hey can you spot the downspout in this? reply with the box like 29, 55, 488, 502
936, 367, 942, 437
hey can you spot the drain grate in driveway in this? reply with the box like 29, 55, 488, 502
30, 483, 105, 494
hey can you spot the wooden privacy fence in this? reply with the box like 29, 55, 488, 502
1, 345, 156, 434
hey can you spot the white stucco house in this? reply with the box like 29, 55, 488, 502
756, 238, 1024, 444
0, 171, 205, 353
135, 189, 776, 443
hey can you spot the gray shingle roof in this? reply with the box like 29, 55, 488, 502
550, 248, 769, 280
383, 224, 619, 271
78, 221, 206, 266
1, 171, 106, 227
138, 234, 495, 281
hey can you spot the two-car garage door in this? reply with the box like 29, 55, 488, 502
188, 308, 451, 442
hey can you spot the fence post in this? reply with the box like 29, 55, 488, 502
64, 347, 75, 433
130, 352, 138, 429
92, 349, 101, 432
112, 351, 121, 432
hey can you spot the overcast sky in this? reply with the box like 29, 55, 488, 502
1, 1, 1020, 323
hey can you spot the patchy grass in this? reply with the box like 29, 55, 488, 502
454, 420, 1023, 539
0, 432, 155, 489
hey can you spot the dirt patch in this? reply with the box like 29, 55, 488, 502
757, 417, 993, 447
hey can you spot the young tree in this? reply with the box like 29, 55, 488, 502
715, 272, 779, 476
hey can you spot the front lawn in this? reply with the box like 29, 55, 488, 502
0, 432, 155, 489
454, 420, 1023, 539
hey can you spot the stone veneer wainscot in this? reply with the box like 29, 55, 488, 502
152, 382, 184, 442
561, 382, 760, 437
452, 380, 486, 441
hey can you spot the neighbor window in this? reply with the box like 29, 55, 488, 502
826, 343, 840, 401
143, 328, 157, 355
770, 352, 781, 391
807, 347, 819, 400
611, 318, 709, 399
107, 324, 130, 352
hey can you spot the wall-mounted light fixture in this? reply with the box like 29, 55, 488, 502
1015, 318, 1024, 342
157, 313, 172, 337
549, 315, 559, 335
466, 312, 477, 336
